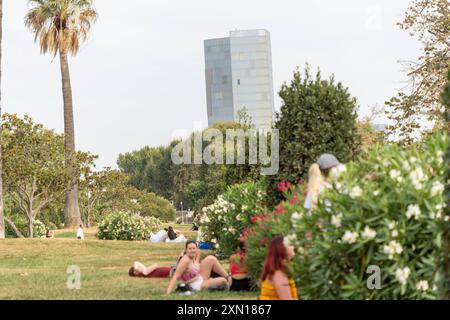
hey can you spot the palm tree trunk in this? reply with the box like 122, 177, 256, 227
0, 0, 5, 239
59, 50, 81, 228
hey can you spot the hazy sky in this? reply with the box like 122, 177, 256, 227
3, 0, 421, 170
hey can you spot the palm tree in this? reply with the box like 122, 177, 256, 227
25, 0, 97, 228
0, 0, 5, 239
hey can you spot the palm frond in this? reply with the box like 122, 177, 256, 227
25, 0, 97, 56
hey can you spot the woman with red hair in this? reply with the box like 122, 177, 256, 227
259, 236, 298, 300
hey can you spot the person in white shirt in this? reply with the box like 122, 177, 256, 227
149, 229, 168, 243
76, 224, 85, 240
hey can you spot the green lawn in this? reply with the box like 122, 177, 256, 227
0, 225, 258, 300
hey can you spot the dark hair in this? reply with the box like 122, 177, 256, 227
128, 267, 136, 277
261, 236, 289, 281
185, 240, 197, 251
79, 224, 83, 228
238, 239, 246, 252
168, 227, 177, 241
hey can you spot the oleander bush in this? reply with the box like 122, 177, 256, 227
33, 219, 48, 238
246, 132, 448, 299
96, 211, 163, 241
197, 181, 267, 256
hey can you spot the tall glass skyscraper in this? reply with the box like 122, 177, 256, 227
204, 29, 275, 129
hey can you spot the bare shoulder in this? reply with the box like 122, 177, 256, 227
272, 270, 289, 283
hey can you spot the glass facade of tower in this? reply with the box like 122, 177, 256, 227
204, 30, 275, 129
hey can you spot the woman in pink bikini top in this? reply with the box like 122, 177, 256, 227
166, 241, 231, 294
181, 261, 200, 282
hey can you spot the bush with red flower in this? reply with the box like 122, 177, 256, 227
197, 181, 267, 256
245, 184, 307, 283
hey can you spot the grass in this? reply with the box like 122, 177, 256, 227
0, 224, 258, 300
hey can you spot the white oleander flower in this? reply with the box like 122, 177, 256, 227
236, 214, 241, 221
390, 169, 400, 180
392, 230, 399, 237
402, 161, 410, 171
406, 204, 421, 220
430, 181, 444, 197
410, 167, 426, 190
284, 234, 297, 247
387, 220, 397, 230
416, 280, 429, 291
349, 186, 363, 199
242, 205, 248, 211
331, 214, 343, 228
211, 238, 217, 243
361, 226, 377, 240
383, 240, 403, 259
373, 190, 380, 196
342, 231, 359, 244
324, 200, 332, 212
395, 267, 411, 285
228, 227, 236, 234
416, 280, 430, 291
257, 190, 264, 199
409, 157, 417, 163
291, 212, 303, 224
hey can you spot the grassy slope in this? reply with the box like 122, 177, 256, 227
0, 225, 257, 300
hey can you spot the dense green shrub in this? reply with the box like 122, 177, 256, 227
96, 211, 163, 241
268, 65, 361, 206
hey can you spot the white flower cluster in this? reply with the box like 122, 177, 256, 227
409, 166, 426, 190
283, 233, 297, 247
405, 204, 421, 220
395, 267, 411, 285
349, 186, 363, 199
342, 231, 359, 244
383, 240, 403, 259
416, 280, 429, 291
291, 212, 303, 225
331, 214, 343, 228
430, 181, 444, 197
361, 226, 377, 240
389, 169, 403, 183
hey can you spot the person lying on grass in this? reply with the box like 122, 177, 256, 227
128, 261, 172, 278
166, 240, 231, 294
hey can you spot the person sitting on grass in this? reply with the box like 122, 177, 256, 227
166, 240, 231, 294
229, 238, 252, 292
46, 229, 54, 239
259, 236, 298, 300
128, 261, 172, 278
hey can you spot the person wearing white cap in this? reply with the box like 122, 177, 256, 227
304, 153, 345, 210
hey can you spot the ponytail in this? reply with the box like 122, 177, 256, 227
307, 163, 325, 207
